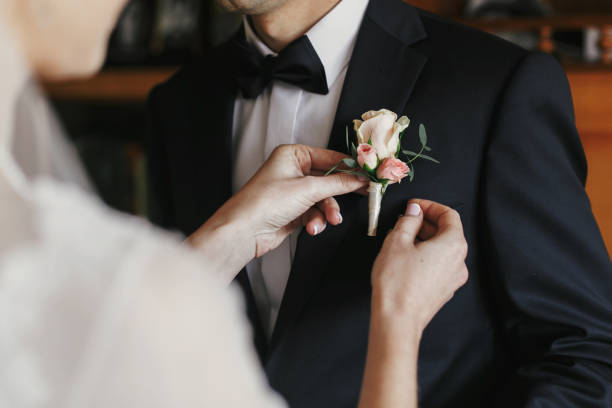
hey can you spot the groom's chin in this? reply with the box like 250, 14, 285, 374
214, 0, 290, 15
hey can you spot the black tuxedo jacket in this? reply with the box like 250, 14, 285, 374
145, 0, 612, 406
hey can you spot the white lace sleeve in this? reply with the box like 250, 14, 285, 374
0, 180, 286, 408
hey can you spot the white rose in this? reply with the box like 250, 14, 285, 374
353, 109, 410, 160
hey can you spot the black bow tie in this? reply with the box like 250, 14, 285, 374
229, 33, 329, 99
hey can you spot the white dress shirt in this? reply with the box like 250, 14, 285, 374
232, 0, 369, 337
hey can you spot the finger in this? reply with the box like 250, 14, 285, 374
302, 207, 327, 236
304, 146, 350, 173
417, 218, 437, 241
411, 199, 464, 239
310, 170, 368, 184
355, 184, 369, 196
391, 202, 424, 242
282, 217, 303, 237
458, 264, 469, 288
310, 169, 327, 177
305, 173, 368, 203
317, 197, 343, 226
266, 145, 351, 180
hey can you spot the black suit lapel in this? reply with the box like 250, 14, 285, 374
185, 44, 236, 227
268, 0, 429, 356
327, 0, 428, 152
197, 38, 270, 361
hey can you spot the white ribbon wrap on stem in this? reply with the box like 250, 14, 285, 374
367, 181, 383, 237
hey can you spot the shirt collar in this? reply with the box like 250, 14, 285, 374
243, 0, 369, 88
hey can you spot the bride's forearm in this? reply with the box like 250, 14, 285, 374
358, 295, 422, 408
186, 208, 255, 285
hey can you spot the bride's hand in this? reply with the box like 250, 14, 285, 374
359, 201, 468, 408
371, 200, 469, 335
188, 144, 367, 282
232, 144, 368, 255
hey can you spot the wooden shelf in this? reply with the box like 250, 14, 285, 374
43, 67, 178, 103
457, 13, 612, 31
567, 69, 612, 136
563, 62, 612, 71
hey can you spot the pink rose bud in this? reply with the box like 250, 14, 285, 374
376, 157, 410, 184
357, 144, 378, 170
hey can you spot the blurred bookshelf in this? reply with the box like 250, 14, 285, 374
45, 0, 222, 216
44, 67, 177, 102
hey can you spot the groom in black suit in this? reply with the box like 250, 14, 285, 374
145, 0, 612, 406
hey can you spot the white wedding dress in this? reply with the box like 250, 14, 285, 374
0, 21, 285, 408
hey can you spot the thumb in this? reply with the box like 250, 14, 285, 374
306, 173, 368, 202
392, 202, 424, 242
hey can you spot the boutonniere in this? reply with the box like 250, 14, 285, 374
326, 109, 439, 236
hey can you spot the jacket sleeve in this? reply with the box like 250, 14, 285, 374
482, 51, 612, 406
145, 85, 176, 230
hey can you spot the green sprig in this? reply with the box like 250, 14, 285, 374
400, 124, 439, 166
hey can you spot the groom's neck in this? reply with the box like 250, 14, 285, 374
250, 0, 340, 53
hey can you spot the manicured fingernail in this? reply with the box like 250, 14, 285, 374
407, 203, 421, 216
313, 225, 319, 235
336, 212, 343, 224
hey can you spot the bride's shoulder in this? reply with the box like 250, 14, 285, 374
12, 177, 232, 298
31, 178, 189, 265
0, 178, 259, 408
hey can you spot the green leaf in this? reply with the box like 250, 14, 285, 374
336, 169, 378, 182
336, 169, 363, 176
402, 150, 439, 164
396, 130, 406, 157
423, 145, 432, 152
351, 143, 358, 159
381, 179, 390, 194
363, 162, 377, 175
402, 150, 420, 157
419, 124, 427, 147
342, 158, 358, 168
417, 154, 440, 164
395, 129, 406, 158
345, 126, 350, 152
409, 163, 415, 182
324, 161, 343, 176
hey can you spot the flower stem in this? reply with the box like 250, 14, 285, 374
368, 182, 383, 237
407, 144, 425, 164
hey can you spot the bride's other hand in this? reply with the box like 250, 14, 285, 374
359, 200, 468, 408
371, 199, 469, 335
188, 144, 367, 282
